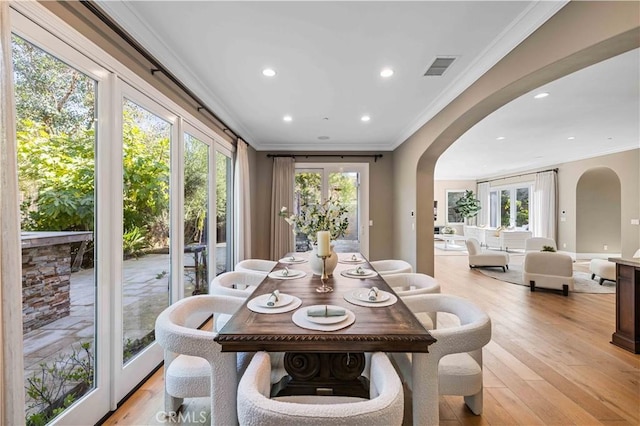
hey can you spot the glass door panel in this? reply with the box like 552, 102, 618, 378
183, 133, 210, 295
516, 187, 530, 228
215, 151, 232, 275
329, 172, 360, 253
294, 170, 322, 252
121, 99, 171, 363
13, 34, 98, 424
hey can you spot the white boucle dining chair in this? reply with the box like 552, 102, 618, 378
210, 270, 265, 331
369, 259, 413, 276
382, 272, 440, 328
391, 293, 491, 426
237, 351, 404, 426
155, 294, 250, 424
235, 258, 277, 275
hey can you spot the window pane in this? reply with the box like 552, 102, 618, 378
215, 152, 232, 275
294, 171, 322, 251
447, 191, 464, 223
122, 99, 171, 364
500, 190, 511, 227
516, 187, 529, 228
329, 172, 359, 252
184, 133, 209, 295
14, 35, 97, 423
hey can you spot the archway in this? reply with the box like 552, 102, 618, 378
396, 2, 639, 275
576, 167, 621, 256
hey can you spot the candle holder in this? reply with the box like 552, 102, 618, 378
316, 254, 333, 293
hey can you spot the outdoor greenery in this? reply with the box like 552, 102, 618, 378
25, 342, 94, 426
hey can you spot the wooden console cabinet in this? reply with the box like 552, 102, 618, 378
609, 257, 640, 353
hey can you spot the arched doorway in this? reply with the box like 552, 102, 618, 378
576, 167, 621, 256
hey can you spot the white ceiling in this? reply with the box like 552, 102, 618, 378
96, 1, 639, 180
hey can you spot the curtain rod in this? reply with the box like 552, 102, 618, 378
477, 168, 558, 184
267, 154, 383, 162
81, 1, 241, 143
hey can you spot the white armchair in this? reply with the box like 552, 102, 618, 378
525, 237, 557, 252
465, 238, 509, 272
237, 351, 404, 426
154, 295, 247, 423
523, 251, 574, 296
369, 259, 413, 276
235, 259, 277, 275
383, 272, 440, 328
210, 270, 265, 330
391, 294, 491, 426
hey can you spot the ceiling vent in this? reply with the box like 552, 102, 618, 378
424, 57, 456, 76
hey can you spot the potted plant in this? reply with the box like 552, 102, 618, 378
454, 190, 481, 225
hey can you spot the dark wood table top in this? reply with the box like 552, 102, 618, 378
215, 253, 435, 353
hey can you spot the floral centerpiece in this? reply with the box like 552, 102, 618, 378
279, 196, 350, 243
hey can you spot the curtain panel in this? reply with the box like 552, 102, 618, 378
1, 2, 26, 422
234, 139, 251, 262
477, 182, 490, 227
270, 157, 295, 260
532, 170, 558, 240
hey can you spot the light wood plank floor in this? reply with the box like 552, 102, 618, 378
102, 254, 639, 425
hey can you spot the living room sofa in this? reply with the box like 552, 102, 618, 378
464, 226, 531, 252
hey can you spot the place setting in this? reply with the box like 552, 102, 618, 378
267, 266, 307, 280
343, 286, 398, 308
338, 253, 366, 264
291, 304, 356, 331
247, 289, 302, 314
340, 265, 377, 279
278, 255, 308, 264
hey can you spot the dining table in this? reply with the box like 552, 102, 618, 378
214, 252, 437, 425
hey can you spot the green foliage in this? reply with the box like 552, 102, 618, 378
454, 190, 481, 220
25, 342, 94, 426
541, 245, 557, 252
184, 135, 209, 243
123, 227, 148, 257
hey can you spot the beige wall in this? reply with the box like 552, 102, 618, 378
250, 151, 395, 261
559, 150, 638, 258
393, 1, 639, 275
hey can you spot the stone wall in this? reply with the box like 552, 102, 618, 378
22, 244, 71, 333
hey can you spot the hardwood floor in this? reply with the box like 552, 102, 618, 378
102, 254, 639, 425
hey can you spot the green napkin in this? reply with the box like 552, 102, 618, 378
307, 305, 346, 317
266, 290, 280, 307
368, 286, 380, 301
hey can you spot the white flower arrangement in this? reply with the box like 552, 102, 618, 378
279, 196, 349, 243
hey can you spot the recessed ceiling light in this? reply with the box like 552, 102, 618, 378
262, 68, 276, 77
361, 115, 371, 122
534, 92, 549, 99
380, 68, 394, 78
283, 115, 292, 122
567, 136, 575, 140
496, 136, 505, 140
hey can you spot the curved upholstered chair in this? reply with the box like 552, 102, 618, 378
237, 351, 404, 426
382, 273, 440, 328
155, 294, 248, 423
391, 294, 491, 426
523, 251, 574, 296
524, 237, 557, 252
465, 238, 509, 272
235, 259, 277, 275
210, 270, 266, 330
369, 259, 413, 276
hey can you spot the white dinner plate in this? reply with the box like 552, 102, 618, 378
339, 256, 365, 264
304, 305, 349, 324
344, 268, 376, 278
353, 289, 391, 303
268, 269, 304, 279
256, 293, 294, 309
279, 256, 308, 264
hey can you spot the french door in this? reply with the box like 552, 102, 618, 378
295, 163, 369, 258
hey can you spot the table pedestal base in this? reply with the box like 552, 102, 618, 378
271, 352, 369, 398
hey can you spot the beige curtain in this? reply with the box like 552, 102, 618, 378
270, 157, 295, 260
0, 2, 26, 423
532, 170, 558, 240
234, 139, 251, 262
